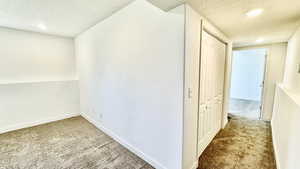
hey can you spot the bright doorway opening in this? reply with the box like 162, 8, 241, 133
229, 48, 267, 119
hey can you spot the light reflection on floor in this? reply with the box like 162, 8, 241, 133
229, 98, 261, 119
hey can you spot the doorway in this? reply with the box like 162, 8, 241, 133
229, 48, 267, 119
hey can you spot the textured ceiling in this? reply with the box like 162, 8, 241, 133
152, 0, 300, 46
187, 0, 300, 47
0, 0, 133, 37
0, 0, 184, 37
0, 0, 299, 46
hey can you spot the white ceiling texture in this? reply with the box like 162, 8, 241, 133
0, 0, 299, 46
187, 0, 300, 47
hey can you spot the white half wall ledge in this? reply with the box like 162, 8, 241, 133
0, 23, 79, 134
80, 112, 168, 169
0, 79, 79, 85
271, 84, 300, 169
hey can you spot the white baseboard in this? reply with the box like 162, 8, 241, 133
80, 112, 168, 169
222, 116, 228, 129
190, 161, 198, 169
0, 113, 79, 134
271, 120, 280, 169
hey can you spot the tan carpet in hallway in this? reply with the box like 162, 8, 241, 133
198, 115, 276, 169
0, 116, 154, 169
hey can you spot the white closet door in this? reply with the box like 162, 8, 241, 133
197, 30, 226, 157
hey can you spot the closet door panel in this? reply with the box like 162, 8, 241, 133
197, 30, 211, 156
197, 30, 226, 157
216, 38, 226, 130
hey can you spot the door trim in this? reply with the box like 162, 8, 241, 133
231, 47, 269, 120
201, 21, 232, 129
259, 50, 268, 119
197, 28, 229, 157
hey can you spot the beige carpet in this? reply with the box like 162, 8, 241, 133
0, 115, 277, 169
198, 115, 276, 169
0, 116, 154, 169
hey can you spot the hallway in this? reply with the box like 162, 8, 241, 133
198, 115, 276, 169
0, 0, 299, 169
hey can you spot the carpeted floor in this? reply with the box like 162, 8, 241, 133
0, 116, 154, 169
198, 115, 276, 169
0, 115, 277, 169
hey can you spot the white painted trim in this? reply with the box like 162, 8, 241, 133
190, 161, 198, 169
277, 84, 300, 106
0, 79, 79, 85
80, 112, 168, 169
0, 113, 79, 134
201, 18, 233, 130
271, 120, 281, 169
222, 118, 228, 129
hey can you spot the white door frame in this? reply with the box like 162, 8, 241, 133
231, 47, 269, 120
195, 20, 232, 158
201, 20, 233, 129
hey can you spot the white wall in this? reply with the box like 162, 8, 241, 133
75, 1, 185, 169
230, 49, 266, 101
182, 5, 201, 169
262, 43, 287, 120
271, 26, 300, 169
182, 6, 232, 169
0, 27, 77, 83
271, 85, 300, 169
283, 27, 300, 94
234, 43, 287, 120
0, 81, 80, 134
0, 27, 79, 133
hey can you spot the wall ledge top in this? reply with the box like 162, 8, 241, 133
277, 83, 300, 107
